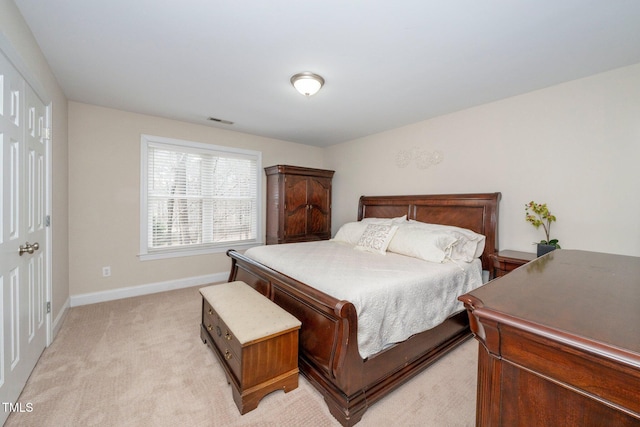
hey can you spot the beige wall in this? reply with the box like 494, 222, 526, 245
68, 102, 323, 296
325, 63, 640, 257
9, 0, 638, 304
66, 62, 640, 299
1, 0, 69, 324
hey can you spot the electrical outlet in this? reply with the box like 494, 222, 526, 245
102, 266, 111, 277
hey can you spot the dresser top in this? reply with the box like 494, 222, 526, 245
460, 250, 640, 366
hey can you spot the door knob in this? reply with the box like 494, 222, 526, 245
18, 242, 40, 256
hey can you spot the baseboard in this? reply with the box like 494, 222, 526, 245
69, 272, 228, 307
51, 296, 70, 342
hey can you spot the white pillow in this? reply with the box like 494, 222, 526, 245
361, 215, 407, 225
355, 224, 399, 255
387, 222, 458, 262
331, 221, 369, 245
407, 220, 485, 262
453, 236, 485, 262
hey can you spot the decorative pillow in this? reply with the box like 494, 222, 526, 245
331, 221, 369, 245
387, 222, 458, 263
355, 224, 399, 254
332, 216, 407, 245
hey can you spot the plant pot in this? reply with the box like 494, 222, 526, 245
537, 244, 556, 257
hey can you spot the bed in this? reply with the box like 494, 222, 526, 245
226, 192, 501, 426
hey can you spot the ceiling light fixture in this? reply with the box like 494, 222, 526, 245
290, 72, 325, 97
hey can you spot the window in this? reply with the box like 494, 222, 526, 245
140, 134, 262, 260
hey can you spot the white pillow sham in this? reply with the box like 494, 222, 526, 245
332, 221, 369, 245
361, 215, 407, 225
355, 224, 399, 255
406, 220, 486, 262
387, 222, 458, 263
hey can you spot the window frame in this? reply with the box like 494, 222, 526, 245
139, 134, 262, 261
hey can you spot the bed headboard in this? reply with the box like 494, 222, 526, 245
357, 193, 501, 271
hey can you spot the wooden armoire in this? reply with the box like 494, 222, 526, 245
265, 165, 334, 245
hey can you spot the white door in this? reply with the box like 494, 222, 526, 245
0, 49, 48, 424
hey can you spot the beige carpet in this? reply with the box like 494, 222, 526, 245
5, 286, 478, 427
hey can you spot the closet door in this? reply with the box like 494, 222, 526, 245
0, 50, 48, 423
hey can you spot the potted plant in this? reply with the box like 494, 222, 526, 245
525, 201, 561, 257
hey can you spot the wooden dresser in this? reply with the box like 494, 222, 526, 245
265, 165, 334, 244
200, 281, 301, 414
459, 250, 640, 426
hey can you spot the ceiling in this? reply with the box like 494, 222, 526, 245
13, 1, 640, 147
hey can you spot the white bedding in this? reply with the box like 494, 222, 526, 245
243, 240, 483, 359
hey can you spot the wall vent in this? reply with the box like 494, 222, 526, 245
207, 117, 234, 125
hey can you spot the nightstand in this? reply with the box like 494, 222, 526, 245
489, 250, 537, 278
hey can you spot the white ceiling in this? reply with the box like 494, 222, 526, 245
13, 0, 640, 147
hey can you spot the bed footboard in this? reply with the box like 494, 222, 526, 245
227, 250, 364, 390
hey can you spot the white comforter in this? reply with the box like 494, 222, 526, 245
244, 241, 483, 359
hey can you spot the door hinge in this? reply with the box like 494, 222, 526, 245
45, 215, 51, 227
46, 302, 51, 313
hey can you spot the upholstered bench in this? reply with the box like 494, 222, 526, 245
199, 281, 301, 414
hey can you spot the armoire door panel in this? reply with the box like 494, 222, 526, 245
306, 177, 330, 210
307, 208, 329, 235
284, 175, 309, 211
284, 207, 307, 238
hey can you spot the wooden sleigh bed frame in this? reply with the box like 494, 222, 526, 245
227, 192, 501, 426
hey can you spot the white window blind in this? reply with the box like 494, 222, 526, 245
140, 135, 261, 259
